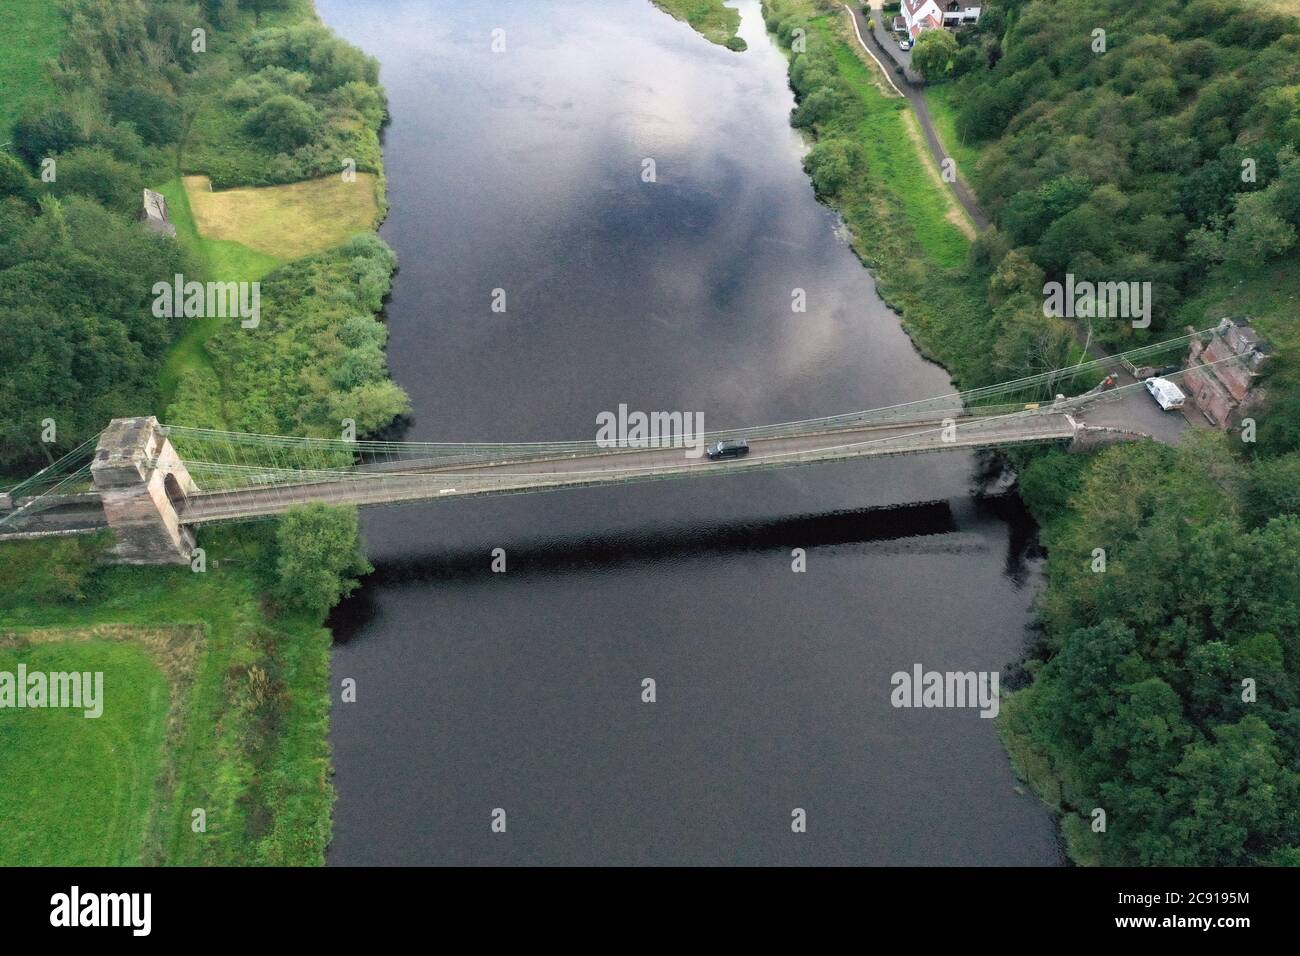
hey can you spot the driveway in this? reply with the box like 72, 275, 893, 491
864, 7, 921, 83
843, 3, 990, 230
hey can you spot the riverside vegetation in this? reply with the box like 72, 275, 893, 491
652, 0, 749, 50
764, 0, 1300, 863
0, 0, 404, 865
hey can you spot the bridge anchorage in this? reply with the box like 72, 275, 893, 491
0, 328, 1261, 564
90, 417, 198, 564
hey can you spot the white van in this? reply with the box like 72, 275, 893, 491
1144, 376, 1186, 411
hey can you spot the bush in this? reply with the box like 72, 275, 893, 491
803, 138, 858, 196
105, 86, 181, 146
331, 81, 385, 126
241, 24, 379, 91
272, 504, 372, 618
243, 94, 321, 153
224, 66, 314, 110
0, 534, 110, 608
48, 147, 140, 215
12, 107, 84, 166
0, 153, 35, 203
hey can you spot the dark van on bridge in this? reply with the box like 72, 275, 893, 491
706, 439, 750, 461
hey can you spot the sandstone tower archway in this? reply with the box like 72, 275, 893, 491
91, 417, 199, 564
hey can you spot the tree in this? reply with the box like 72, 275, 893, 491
240, 0, 292, 23
1159, 717, 1300, 866
989, 301, 1073, 380
792, 87, 842, 129
1224, 190, 1296, 266
48, 147, 140, 215
12, 107, 83, 166
106, 86, 182, 146
272, 504, 372, 617
803, 138, 856, 196
911, 29, 959, 83
243, 94, 321, 153
1244, 454, 1300, 527
987, 248, 1044, 305
0, 153, 34, 203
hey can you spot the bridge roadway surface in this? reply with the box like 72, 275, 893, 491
173, 412, 1084, 524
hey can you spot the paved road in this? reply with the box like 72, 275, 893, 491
175, 413, 1081, 522
844, 3, 991, 231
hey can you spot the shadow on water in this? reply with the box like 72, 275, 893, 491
329, 492, 1042, 642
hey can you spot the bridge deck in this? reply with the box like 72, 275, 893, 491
174, 413, 1080, 523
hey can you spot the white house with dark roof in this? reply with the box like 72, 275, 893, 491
900, 0, 981, 40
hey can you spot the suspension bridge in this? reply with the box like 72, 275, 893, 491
0, 329, 1248, 563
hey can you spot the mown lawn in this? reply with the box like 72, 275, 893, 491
826, 32, 971, 269
924, 83, 984, 194
0, 638, 170, 866
0, 0, 64, 139
183, 174, 381, 261
0, 530, 335, 866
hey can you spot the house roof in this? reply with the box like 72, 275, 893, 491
911, 14, 942, 39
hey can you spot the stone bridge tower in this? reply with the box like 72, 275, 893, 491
91, 417, 198, 564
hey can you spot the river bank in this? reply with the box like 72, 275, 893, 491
652, 0, 749, 49
760, 0, 1017, 390
763, 0, 1300, 866
0, 0, 395, 865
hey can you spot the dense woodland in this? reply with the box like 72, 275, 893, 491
768, 0, 1300, 863
935, 0, 1300, 339
0, 0, 401, 473
946, 0, 1300, 866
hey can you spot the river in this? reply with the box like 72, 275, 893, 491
317, 0, 1064, 865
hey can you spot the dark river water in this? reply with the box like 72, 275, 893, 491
317, 0, 1064, 865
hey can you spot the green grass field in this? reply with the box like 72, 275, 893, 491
0, 637, 170, 866
153, 176, 284, 417
828, 37, 971, 268
0, 530, 334, 866
0, 0, 64, 139
652, 0, 747, 50
183, 174, 381, 260
924, 83, 984, 195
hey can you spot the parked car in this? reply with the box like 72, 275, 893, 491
706, 439, 750, 461
898, 37, 912, 50
1144, 376, 1186, 411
